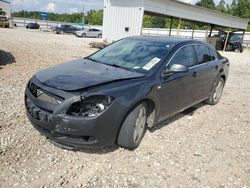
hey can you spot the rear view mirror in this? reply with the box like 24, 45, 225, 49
163, 64, 189, 76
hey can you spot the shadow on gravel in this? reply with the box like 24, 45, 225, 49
149, 102, 208, 133
48, 103, 208, 153
77, 146, 119, 154
0, 50, 16, 69
49, 139, 119, 154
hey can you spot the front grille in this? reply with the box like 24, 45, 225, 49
28, 82, 64, 105
25, 97, 53, 121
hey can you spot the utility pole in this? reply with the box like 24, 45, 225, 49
82, 5, 85, 25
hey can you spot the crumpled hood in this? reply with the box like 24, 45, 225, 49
35, 59, 145, 91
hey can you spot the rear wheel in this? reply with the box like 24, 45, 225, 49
240, 46, 244, 53
98, 34, 102, 38
82, 33, 86, 38
205, 77, 225, 105
118, 103, 147, 150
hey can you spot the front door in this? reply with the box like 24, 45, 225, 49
157, 45, 197, 120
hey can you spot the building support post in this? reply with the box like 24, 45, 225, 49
223, 30, 230, 51
191, 24, 195, 39
169, 17, 173, 36
209, 24, 214, 37
242, 29, 246, 42
177, 18, 181, 36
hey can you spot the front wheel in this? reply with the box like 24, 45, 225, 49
205, 77, 225, 105
118, 103, 148, 150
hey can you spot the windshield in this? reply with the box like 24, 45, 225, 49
229, 34, 243, 42
89, 38, 172, 73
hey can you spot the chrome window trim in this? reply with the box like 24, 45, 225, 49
165, 43, 218, 69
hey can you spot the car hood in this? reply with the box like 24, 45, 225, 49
35, 59, 145, 91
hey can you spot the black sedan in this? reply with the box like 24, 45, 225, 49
25, 36, 229, 150
55, 24, 79, 34
26, 23, 40, 29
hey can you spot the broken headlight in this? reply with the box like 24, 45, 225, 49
67, 95, 114, 117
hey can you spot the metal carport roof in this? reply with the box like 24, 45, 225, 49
103, 0, 249, 42
144, 0, 249, 30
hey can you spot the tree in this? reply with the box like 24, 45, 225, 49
84, 10, 103, 25
143, 15, 152, 28
151, 16, 166, 28
232, 0, 250, 18
195, 0, 216, 10
217, 0, 227, 13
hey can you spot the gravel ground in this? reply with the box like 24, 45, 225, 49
0, 28, 249, 188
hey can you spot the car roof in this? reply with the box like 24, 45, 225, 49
128, 35, 204, 46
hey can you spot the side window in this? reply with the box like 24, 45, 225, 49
169, 46, 196, 67
195, 45, 213, 64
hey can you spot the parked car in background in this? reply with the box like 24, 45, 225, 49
26, 23, 40, 29
74, 28, 103, 38
56, 25, 79, 34
51, 26, 59, 32
25, 36, 229, 150
220, 31, 244, 53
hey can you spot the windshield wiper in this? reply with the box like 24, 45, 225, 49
85, 57, 134, 72
109, 64, 134, 72
85, 57, 99, 63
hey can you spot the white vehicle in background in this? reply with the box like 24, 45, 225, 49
74, 28, 103, 38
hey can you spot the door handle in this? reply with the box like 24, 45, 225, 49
192, 72, 198, 77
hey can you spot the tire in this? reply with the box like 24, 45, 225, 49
205, 77, 225, 105
240, 46, 244, 53
118, 103, 148, 150
98, 34, 102, 38
82, 33, 86, 38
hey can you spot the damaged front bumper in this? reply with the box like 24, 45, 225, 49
25, 77, 127, 150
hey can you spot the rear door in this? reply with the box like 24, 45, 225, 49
157, 45, 197, 120
87, 29, 95, 37
69, 25, 76, 33
191, 45, 220, 101
92, 29, 101, 37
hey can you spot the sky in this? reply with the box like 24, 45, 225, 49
8, 0, 233, 13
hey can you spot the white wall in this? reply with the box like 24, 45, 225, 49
142, 28, 250, 45
0, 0, 11, 18
103, 0, 144, 42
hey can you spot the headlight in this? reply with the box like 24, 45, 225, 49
67, 95, 114, 117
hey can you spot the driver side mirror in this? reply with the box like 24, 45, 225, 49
163, 64, 189, 76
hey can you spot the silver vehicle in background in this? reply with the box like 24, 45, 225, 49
74, 28, 103, 38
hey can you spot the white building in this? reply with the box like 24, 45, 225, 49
0, 0, 11, 18
103, 0, 249, 42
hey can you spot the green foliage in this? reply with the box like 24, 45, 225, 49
11, 10, 103, 24
151, 16, 166, 28
85, 10, 103, 25
217, 0, 227, 13
231, 0, 250, 18
195, 0, 216, 10
143, 15, 152, 28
